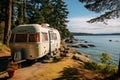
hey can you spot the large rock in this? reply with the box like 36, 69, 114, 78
65, 38, 78, 43
72, 53, 91, 62
87, 44, 96, 47
71, 45, 81, 48
79, 44, 89, 48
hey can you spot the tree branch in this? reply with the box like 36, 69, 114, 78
87, 9, 120, 23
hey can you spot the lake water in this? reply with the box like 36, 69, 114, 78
74, 35, 120, 65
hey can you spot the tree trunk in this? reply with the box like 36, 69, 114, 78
3, 0, 12, 45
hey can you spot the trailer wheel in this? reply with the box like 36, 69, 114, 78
8, 70, 16, 78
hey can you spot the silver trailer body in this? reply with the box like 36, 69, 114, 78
10, 24, 60, 61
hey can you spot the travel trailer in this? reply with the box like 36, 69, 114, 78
10, 24, 60, 62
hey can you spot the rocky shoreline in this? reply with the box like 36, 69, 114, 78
65, 38, 96, 48
61, 39, 93, 63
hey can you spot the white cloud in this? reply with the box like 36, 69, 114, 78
67, 17, 120, 33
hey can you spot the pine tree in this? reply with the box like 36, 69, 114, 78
79, 0, 120, 23
26, 0, 45, 24
3, 0, 12, 45
0, 0, 71, 43
40, 0, 53, 23
0, 1, 6, 22
0, 1, 6, 40
15, 0, 24, 25
50, 0, 70, 39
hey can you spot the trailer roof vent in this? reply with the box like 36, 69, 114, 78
41, 23, 50, 27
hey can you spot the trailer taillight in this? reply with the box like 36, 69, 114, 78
30, 55, 32, 58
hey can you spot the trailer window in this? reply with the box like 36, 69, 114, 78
53, 33, 57, 40
42, 32, 48, 41
29, 33, 40, 42
50, 33, 57, 40
49, 32, 54, 40
15, 34, 27, 42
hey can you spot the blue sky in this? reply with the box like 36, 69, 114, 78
64, 0, 96, 18
64, 0, 120, 33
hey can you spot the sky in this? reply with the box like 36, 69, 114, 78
64, 0, 120, 33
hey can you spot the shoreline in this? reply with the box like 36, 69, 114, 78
69, 35, 120, 65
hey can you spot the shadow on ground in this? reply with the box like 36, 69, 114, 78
0, 56, 10, 72
53, 67, 80, 80
53, 66, 120, 80
0, 76, 10, 80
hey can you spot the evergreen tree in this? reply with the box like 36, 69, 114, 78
0, 1, 6, 40
15, 0, 24, 25
26, 0, 45, 24
79, 0, 120, 23
40, 0, 53, 23
50, 0, 70, 39
3, 0, 12, 45
0, 1, 6, 22
0, 0, 71, 43
51, 0, 69, 27
13, 0, 45, 25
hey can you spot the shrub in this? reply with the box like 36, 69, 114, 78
53, 56, 61, 62
99, 64, 117, 74
61, 67, 79, 77
100, 52, 112, 64
84, 52, 117, 74
84, 61, 99, 71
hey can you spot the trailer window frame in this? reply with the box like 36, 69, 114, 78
42, 32, 48, 42
15, 33, 28, 42
29, 33, 40, 42
53, 33, 57, 40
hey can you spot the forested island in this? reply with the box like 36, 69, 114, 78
72, 32, 120, 36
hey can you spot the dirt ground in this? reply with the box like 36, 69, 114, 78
0, 52, 99, 80
0, 53, 112, 80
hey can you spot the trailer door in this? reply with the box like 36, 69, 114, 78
49, 31, 55, 54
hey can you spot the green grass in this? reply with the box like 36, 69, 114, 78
84, 61, 118, 74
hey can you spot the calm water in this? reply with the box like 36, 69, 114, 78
74, 35, 120, 65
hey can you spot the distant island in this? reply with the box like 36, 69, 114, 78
72, 32, 120, 36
